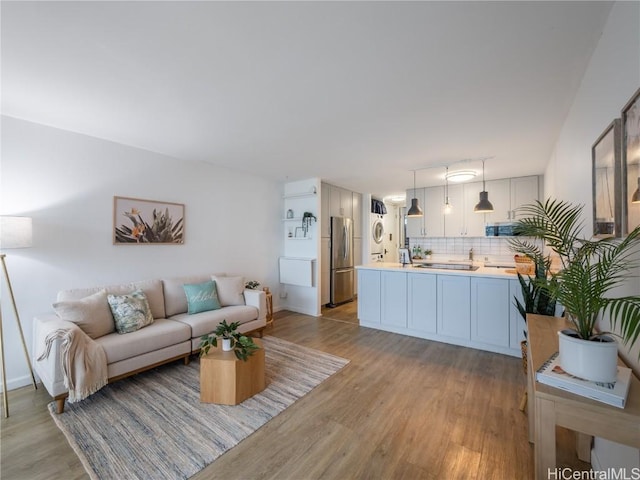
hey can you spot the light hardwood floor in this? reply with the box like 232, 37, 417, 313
1, 311, 589, 479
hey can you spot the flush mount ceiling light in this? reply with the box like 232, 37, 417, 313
385, 194, 406, 205
632, 177, 640, 203
445, 170, 477, 183
407, 170, 423, 217
474, 159, 494, 213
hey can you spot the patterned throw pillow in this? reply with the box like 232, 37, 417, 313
53, 289, 115, 339
107, 289, 154, 334
183, 280, 221, 314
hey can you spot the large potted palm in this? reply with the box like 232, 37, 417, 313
510, 198, 640, 383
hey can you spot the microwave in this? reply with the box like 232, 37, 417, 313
485, 223, 520, 237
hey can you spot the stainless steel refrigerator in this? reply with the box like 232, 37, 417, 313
329, 216, 354, 306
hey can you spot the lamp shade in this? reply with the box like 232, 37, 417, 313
474, 191, 494, 213
0, 216, 33, 249
407, 198, 423, 217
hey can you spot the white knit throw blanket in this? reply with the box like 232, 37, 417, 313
38, 322, 108, 403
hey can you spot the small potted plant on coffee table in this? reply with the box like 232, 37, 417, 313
199, 320, 260, 361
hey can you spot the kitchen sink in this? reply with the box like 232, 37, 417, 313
414, 263, 479, 271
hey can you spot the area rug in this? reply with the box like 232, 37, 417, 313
48, 336, 349, 480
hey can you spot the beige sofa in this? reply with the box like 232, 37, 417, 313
33, 274, 266, 413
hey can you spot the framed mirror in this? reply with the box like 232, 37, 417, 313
592, 119, 622, 237
622, 87, 640, 235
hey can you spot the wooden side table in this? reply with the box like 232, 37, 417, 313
200, 338, 265, 405
263, 287, 273, 326
527, 314, 640, 479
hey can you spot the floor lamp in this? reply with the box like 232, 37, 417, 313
0, 216, 37, 418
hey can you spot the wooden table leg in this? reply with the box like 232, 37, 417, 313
535, 396, 557, 480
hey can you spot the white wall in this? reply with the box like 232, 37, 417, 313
1, 116, 283, 390
544, 2, 640, 469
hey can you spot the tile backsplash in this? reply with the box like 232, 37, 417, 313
408, 236, 543, 263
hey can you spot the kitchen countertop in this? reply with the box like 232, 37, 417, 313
356, 262, 519, 279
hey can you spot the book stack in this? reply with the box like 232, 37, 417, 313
536, 352, 632, 408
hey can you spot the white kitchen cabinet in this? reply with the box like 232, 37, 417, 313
484, 176, 539, 224
405, 187, 425, 237
443, 182, 485, 237
408, 272, 437, 333
471, 277, 510, 348
483, 178, 512, 224
321, 237, 330, 305
357, 269, 381, 324
510, 279, 526, 350
510, 176, 540, 219
352, 192, 362, 238
424, 186, 445, 237
463, 181, 486, 236
437, 275, 471, 339
443, 184, 464, 237
381, 271, 407, 328
320, 183, 331, 238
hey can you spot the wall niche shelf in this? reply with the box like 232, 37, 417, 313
283, 192, 317, 199
282, 217, 305, 222
287, 236, 313, 240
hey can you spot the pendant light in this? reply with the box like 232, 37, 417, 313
407, 170, 423, 217
632, 177, 640, 203
474, 159, 494, 213
443, 167, 453, 215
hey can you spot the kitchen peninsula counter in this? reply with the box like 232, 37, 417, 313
356, 262, 525, 357
357, 261, 518, 278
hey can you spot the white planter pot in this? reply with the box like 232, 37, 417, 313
558, 329, 618, 383
222, 338, 233, 351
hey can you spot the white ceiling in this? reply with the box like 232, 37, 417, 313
1, 1, 614, 200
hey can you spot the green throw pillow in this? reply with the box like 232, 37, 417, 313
183, 280, 221, 314
107, 289, 154, 334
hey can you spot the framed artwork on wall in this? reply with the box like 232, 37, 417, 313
621, 87, 640, 235
113, 196, 185, 244
592, 119, 622, 237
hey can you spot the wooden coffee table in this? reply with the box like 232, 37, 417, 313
200, 338, 265, 405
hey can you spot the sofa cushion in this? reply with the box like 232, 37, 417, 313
57, 279, 165, 319
212, 275, 245, 306
183, 280, 221, 314
96, 318, 191, 364
107, 289, 154, 334
162, 274, 225, 317
52, 289, 115, 339
170, 305, 258, 338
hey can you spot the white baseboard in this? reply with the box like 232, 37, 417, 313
1, 373, 37, 392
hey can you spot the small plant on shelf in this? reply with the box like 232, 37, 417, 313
301, 212, 316, 236
199, 320, 260, 361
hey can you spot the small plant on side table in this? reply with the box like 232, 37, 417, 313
199, 319, 260, 361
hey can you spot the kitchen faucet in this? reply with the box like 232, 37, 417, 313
468, 248, 474, 261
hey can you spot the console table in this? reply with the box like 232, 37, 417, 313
527, 314, 640, 479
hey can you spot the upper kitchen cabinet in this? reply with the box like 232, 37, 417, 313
443, 182, 485, 237
321, 183, 331, 237
329, 185, 353, 219
424, 186, 445, 237
322, 183, 361, 237
484, 176, 540, 224
405, 186, 444, 237
352, 192, 362, 238
405, 187, 425, 237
